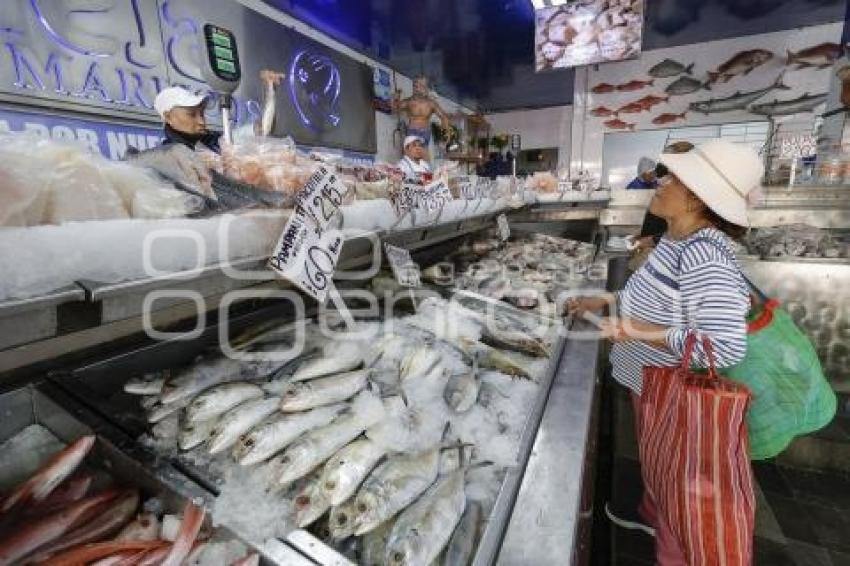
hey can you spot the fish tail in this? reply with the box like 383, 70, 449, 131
774, 71, 791, 90
648, 79, 655, 86
679, 111, 688, 119
684, 63, 694, 75
786, 49, 796, 65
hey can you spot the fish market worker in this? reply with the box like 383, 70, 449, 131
626, 157, 658, 190
153, 69, 285, 154
398, 135, 433, 183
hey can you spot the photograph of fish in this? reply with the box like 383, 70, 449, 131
616, 79, 655, 92
591, 106, 616, 117
665, 76, 709, 96
749, 92, 828, 116
786, 42, 843, 69
535, 0, 645, 71
689, 74, 790, 114
652, 112, 688, 125
707, 49, 774, 84
648, 59, 694, 78
604, 118, 635, 130
614, 94, 669, 117
591, 82, 616, 94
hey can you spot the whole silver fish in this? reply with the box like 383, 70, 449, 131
385, 470, 466, 566
362, 520, 394, 566
400, 348, 442, 381
749, 92, 827, 116
328, 498, 359, 540
459, 339, 531, 380
293, 472, 332, 529
352, 449, 441, 536
275, 405, 381, 486
665, 75, 708, 96
648, 58, 694, 78
147, 395, 193, 424
443, 502, 482, 566
124, 374, 165, 396
689, 74, 789, 114
280, 369, 370, 412
185, 383, 264, 424
319, 438, 386, 505
481, 324, 550, 358
232, 403, 346, 466
178, 417, 218, 451
445, 359, 479, 413
290, 342, 364, 383
160, 356, 280, 405
207, 396, 281, 455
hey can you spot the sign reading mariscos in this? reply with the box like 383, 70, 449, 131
0, 0, 260, 123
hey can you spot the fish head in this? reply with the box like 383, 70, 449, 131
386, 532, 423, 565
329, 501, 358, 538
352, 490, 385, 534
276, 444, 312, 484
753, 50, 773, 63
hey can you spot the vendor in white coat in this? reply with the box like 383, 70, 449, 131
398, 135, 433, 184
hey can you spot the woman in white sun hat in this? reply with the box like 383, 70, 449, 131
569, 139, 761, 564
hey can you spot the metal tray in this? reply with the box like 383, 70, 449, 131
48, 295, 567, 564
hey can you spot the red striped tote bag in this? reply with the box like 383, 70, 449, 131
639, 333, 755, 566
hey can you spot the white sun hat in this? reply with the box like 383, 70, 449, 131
154, 87, 207, 119
657, 139, 763, 227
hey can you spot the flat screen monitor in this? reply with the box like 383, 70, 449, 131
535, 0, 644, 71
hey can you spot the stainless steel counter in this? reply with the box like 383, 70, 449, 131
497, 319, 602, 566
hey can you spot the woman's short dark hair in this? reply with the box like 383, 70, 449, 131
703, 206, 747, 240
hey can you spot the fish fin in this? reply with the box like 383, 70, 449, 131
684, 63, 694, 75
743, 66, 754, 75
679, 111, 688, 119
786, 49, 796, 65
773, 71, 790, 90
662, 96, 669, 103
707, 71, 718, 83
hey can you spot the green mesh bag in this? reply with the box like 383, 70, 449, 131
723, 297, 837, 460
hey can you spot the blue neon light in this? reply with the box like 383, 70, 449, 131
287, 49, 342, 131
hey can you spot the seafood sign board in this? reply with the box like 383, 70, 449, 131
535, 0, 644, 70
391, 180, 454, 215
583, 23, 841, 132
384, 243, 421, 287
269, 166, 349, 302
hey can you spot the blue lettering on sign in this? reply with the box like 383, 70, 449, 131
0, 107, 163, 160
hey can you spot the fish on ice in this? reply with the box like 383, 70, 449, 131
207, 396, 281, 455
280, 369, 370, 412
184, 382, 264, 424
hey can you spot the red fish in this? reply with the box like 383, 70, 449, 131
615, 102, 646, 115
0, 435, 95, 514
616, 79, 654, 91
160, 502, 205, 566
636, 95, 669, 109
590, 106, 615, 117
786, 42, 843, 69
591, 83, 616, 94
604, 119, 635, 130
652, 112, 688, 125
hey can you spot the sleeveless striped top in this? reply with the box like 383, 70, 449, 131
610, 227, 749, 394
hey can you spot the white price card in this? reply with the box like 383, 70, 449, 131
269, 209, 345, 303
497, 213, 510, 241
456, 177, 475, 200
420, 179, 452, 211
476, 177, 491, 198
384, 243, 421, 287
294, 165, 350, 233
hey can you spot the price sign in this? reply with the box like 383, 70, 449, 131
392, 180, 453, 215
456, 177, 476, 200
269, 208, 344, 302
293, 165, 350, 233
475, 177, 491, 198
384, 243, 421, 287
497, 213, 510, 241
557, 180, 571, 193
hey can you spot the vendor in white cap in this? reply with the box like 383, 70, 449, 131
569, 139, 761, 565
153, 70, 284, 154
398, 135, 432, 183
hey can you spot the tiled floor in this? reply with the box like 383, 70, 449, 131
608, 393, 850, 566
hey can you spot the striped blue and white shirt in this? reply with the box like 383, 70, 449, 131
610, 227, 749, 394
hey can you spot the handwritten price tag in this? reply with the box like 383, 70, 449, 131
294, 165, 350, 233
391, 180, 453, 215
497, 213, 510, 241
476, 177, 491, 198
455, 176, 475, 200
269, 208, 344, 302
384, 243, 421, 287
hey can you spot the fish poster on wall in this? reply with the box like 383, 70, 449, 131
585, 23, 841, 132
535, 0, 644, 71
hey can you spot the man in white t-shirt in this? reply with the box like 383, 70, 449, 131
397, 135, 432, 183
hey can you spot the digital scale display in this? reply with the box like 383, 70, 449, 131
203, 24, 241, 83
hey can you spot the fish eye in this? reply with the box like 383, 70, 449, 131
244, 439, 254, 447
325, 480, 336, 489
281, 455, 291, 463
336, 513, 347, 525
392, 552, 404, 563
358, 502, 368, 512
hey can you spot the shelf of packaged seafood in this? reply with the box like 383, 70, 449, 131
0, 231, 606, 565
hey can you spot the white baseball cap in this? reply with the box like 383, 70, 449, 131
404, 135, 425, 148
154, 87, 207, 118
658, 139, 763, 227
